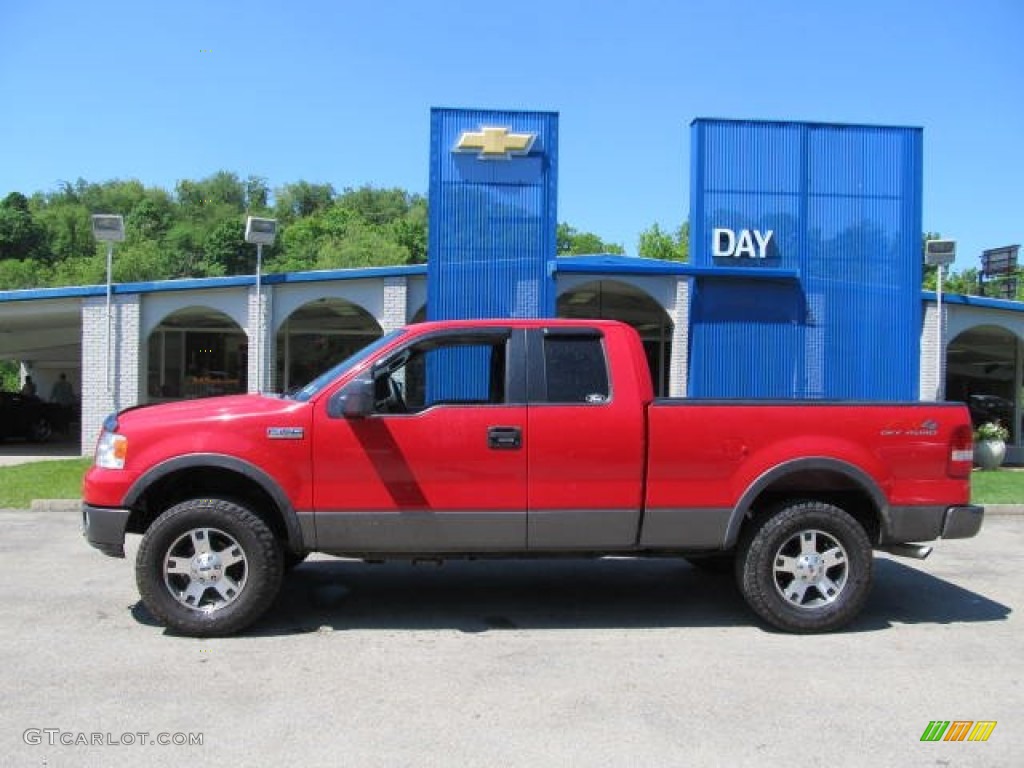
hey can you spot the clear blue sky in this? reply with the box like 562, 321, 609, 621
1, 0, 1020, 272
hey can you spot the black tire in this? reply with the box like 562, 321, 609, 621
283, 550, 308, 571
736, 500, 873, 633
136, 498, 284, 637
684, 553, 735, 574
28, 416, 52, 443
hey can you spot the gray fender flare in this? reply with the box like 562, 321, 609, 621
124, 453, 305, 553
722, 457, 888, 549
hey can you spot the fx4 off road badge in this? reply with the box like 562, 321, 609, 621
880, 419, 939, 437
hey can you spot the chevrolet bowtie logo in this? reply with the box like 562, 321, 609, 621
454, 126, 536, 159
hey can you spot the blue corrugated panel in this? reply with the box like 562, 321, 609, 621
688, 119, 922, 400
427, 108, 558, 322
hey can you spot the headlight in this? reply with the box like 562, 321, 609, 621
95, 430, 128, 470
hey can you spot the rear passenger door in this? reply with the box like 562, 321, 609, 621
525, 328, 646, 550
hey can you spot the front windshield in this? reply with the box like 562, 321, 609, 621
289, 329, 405, 402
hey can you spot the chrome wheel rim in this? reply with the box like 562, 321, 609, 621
163, 527, 248, 613
773, 528, 849, 609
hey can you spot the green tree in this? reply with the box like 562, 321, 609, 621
946, 267, 982, 296
637, 221, 689, 261
196, 171, 246, 210
0, 192, 46, 261
337, 186, 418, 227
50, 251, 106, 286
314, 219, 408, 269
556, 223, 624, 255
2, 174, 632, 287
163, 221, 206, 277
245, 175, 270, 212
126, 197, 172, 243
115, 240, 173, 282
204, 219, 248, 276
273, 181, 335, 221
53, 178, 149, 216
176, 171, 246, 221
0, 258, 49, 289
387, 204, 428, 264
33, 201, 93, 263
0, 360, 18, 391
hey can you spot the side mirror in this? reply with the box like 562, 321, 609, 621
328, 376, 374, 419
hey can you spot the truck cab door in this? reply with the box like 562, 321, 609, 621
525, 328, 646, 550
312, 328, 528, 553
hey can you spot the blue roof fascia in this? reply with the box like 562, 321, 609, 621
262, 264, 427, 285
554, 254, 800, 281
922, 291, 1024, 313
0, 264, 428, 303
682, 265, 801, 281
0, 284, 102, 302
554, 255, 690, 276
118, 275, 256, 294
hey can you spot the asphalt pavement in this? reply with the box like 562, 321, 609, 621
0, 508, 1018, 767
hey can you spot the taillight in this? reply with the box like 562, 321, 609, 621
948, 424, 974, 478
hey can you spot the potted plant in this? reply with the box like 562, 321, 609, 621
973, 421, 1009, 470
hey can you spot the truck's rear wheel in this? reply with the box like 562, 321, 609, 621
136, 498, 284, 637
737, 500, 872, 633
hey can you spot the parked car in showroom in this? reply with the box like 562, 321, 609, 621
0, 391, 66, 442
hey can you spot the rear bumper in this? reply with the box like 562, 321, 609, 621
882, 504, 984, 544
941, 504, 984, 539
82, 503, 130, 558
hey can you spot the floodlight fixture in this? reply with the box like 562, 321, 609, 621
91, 214, 125, 242
924, 239, 956, 267
245, 216, 277, 246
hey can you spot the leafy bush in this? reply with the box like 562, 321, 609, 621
974, 421, 1009, 442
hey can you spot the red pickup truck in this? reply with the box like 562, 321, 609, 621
83, 319, 983, 637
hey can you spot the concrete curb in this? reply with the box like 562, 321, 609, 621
982, 504, 1024, 516
29, 499, 82, 512
23, 499, 1024, 515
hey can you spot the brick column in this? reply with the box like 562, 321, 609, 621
381, 276, 408, 333
920, 302, 945, 401
247, 285, 275, 393
667, 277, 690, 397
81, 294, 141, 454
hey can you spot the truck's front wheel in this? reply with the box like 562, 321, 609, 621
136, 498, 284, 637
737, 501, 872, 633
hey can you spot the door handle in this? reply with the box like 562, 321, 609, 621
487, 426, 522, 450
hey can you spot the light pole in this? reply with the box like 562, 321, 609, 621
925, 239, 956, 400
91, 214, 125, 396
244, 216, 277, 392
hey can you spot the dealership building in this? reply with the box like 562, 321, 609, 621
1, 110, 1021, 460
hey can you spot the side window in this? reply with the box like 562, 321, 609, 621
374, 337, 508, 413
543, 336, 609, 404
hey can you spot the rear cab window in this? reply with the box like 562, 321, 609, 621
541, 332, 610, 404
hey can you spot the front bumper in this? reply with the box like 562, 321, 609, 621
882, 504, 984, 544
82, 503, 131, 558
